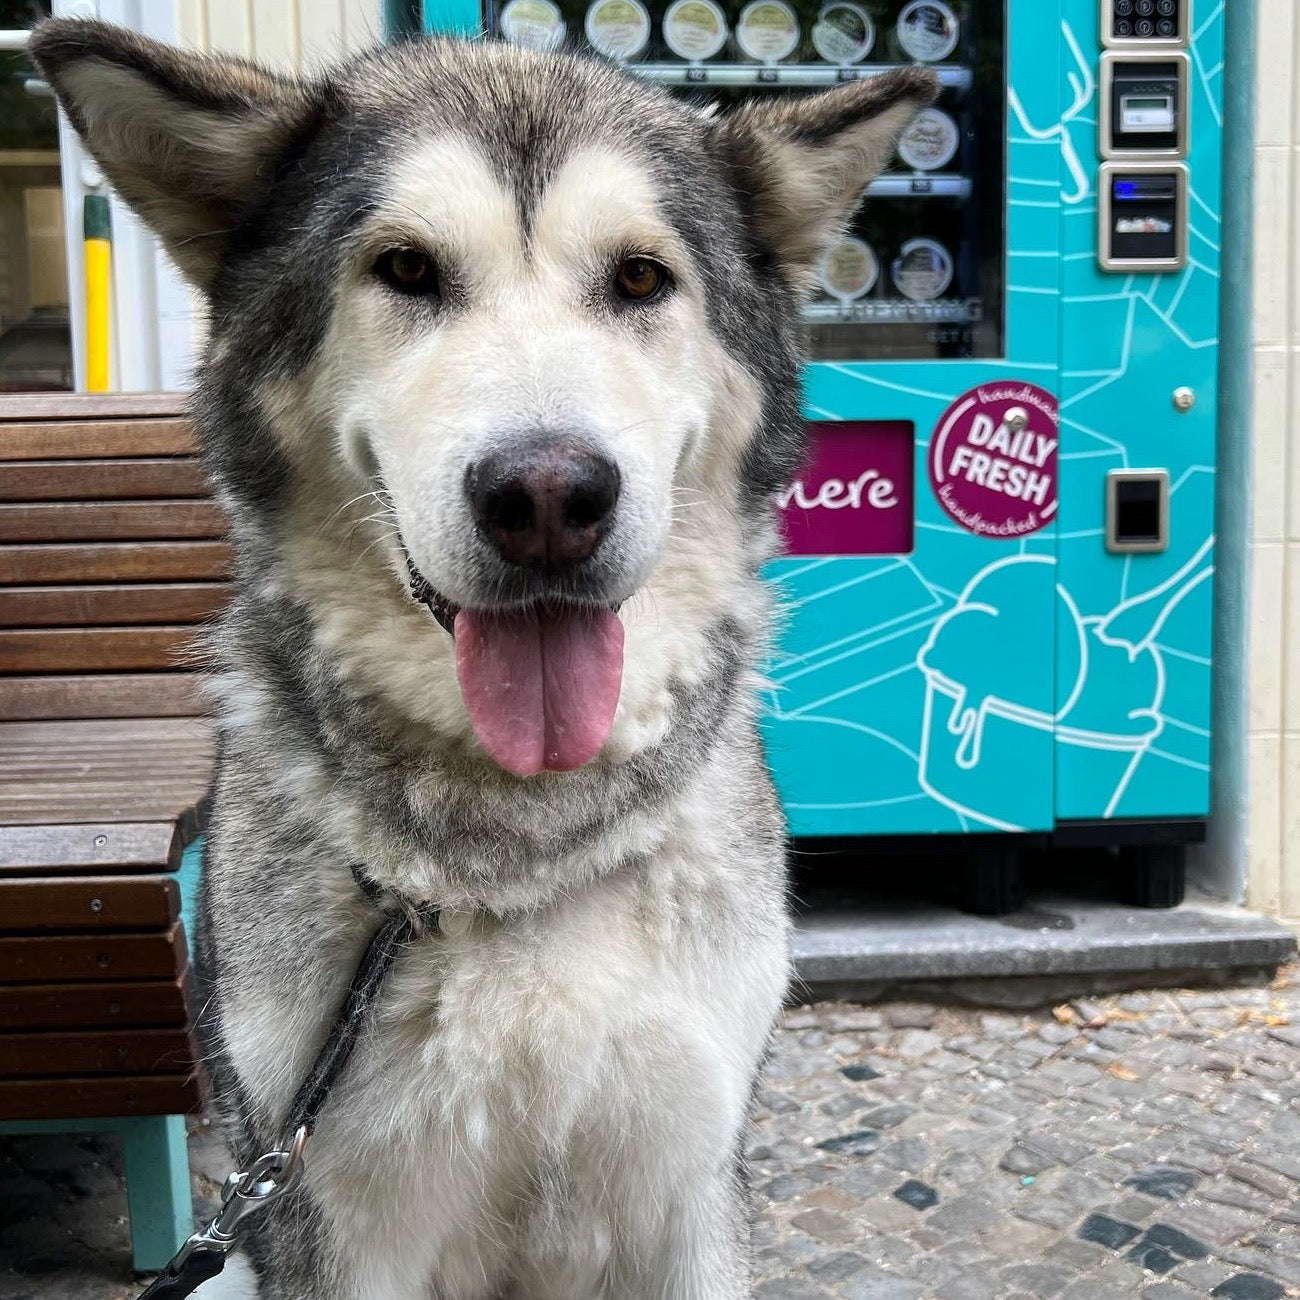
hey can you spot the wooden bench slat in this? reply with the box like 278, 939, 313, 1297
0, 583, 230, 628
0, 394, 186, 422
0, 1073, 202, 1120
0, 458, 208, 502
0, 501, 226, 542
0, 626, 198, 673
0, 717, 212, 744
0, 976, 190, 1030
0, 675, 204, 720
0, 626, 199, 674
0, 418, 197, 460
3, 744, 213, 763
0, 801, 206, 831
0, 1027, 196, 1077
0, 923, 187, 982
0, 821, 181, 872
0, 540, 232, 583
0, 721, 214, 824
0, 876, 179, 932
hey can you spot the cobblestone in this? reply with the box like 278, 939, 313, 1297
3, 967, 1300, 1297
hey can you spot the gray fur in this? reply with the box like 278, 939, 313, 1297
33, 19, 934, 1298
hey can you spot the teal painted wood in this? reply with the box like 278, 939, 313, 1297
423, 0, 483, 37
121, 1114, 192, 1273
1054, 1, 1223, 821
178, 834, 203, 928
0, 1115, 192, 1273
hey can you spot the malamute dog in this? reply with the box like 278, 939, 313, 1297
33, 20, 935, 1298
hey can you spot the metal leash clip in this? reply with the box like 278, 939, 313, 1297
135, 1126, 308, 1300
207, 1124, 309, 1245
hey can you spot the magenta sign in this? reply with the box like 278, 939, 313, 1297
928, 381, 1059, 539
778, 421, 915, 556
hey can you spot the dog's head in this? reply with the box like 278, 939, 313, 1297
33, 22, 935, 777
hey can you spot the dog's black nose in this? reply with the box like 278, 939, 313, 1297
467, 440, 620, 569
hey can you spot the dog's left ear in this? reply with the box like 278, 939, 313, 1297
712, 69, 940, 295
28, 17, 317, 291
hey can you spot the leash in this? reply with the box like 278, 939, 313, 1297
136, 869, 436, 1300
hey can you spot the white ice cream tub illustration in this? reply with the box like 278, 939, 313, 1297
915, 555, 1194, 830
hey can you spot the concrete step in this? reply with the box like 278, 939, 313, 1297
792, 889, 1297, 986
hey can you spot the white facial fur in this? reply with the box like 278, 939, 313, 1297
257, 128, 766, 763
320, 133, 719, 612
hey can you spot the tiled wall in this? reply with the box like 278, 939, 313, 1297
175, 0, 382, 68
1249, 0, 1300, 925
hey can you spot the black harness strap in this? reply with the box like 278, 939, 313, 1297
283, 906, 421, 1140
135, 869, 436, 1300
134, 1245, 226, 1300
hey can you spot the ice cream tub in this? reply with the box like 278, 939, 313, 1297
819, 237, 879, 302
898, 107, 960, 171
585, 0, 652, 59
663, 0, 729, 60
812, 2, 874, 64
500, 0, 566, 50
891, 238, 954, 301
736, 0, 801, 62
896, 0, 959, 62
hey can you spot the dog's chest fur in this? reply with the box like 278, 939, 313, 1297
200, 735, 789, 1299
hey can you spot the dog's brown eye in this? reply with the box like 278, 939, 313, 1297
614, 257, 668, 302
376, 247, 438, 295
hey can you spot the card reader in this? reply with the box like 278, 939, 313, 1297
1098, 163, 1187, 272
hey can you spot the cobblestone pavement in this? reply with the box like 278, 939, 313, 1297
2, 966, 1299, 1299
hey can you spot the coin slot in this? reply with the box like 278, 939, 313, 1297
1106, 470, 1169, 553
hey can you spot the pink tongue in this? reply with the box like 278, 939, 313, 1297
454, 606, 624, 777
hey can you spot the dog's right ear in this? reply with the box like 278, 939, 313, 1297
29, 18, 317, 291
712, 68, 939, 297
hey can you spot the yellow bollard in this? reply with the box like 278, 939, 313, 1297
83, 194, 111, 392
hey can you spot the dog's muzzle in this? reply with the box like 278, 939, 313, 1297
401, 545, 625, 779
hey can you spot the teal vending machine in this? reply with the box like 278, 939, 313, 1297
421, 0, 1222, 912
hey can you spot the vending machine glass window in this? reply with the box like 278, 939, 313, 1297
479, 0, 1006, 361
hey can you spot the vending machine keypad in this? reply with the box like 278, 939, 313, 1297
1106, 0, 1186, 46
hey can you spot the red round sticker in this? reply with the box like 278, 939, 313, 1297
928, 382, 1059, 539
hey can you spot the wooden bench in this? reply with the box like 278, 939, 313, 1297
0, 393, 227, 1272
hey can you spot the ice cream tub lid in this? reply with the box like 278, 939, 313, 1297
585, 0, 652, 58
812, 2, 875, 64
736, 0, 801, 62
898, 107, 960, 171
891, 238, 954, 301
500, 0, 566, 51
819, 237, 879, 301
663, 0, 729, 60
897, 0, 959, 63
